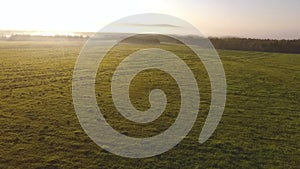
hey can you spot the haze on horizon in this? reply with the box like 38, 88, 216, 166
0, 0, 299, 39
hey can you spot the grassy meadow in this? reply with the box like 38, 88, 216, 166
0, 40, 299, 168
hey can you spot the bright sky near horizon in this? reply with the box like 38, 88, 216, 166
0, 0, 299, 39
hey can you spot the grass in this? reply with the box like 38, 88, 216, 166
0, 40, 299, 168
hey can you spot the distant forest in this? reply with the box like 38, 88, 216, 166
1, 34, 299, 54
209, 38, 300, 54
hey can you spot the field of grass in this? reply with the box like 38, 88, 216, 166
0, 40, 299, 168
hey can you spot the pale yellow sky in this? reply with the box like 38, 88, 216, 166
1, 0, 299, 39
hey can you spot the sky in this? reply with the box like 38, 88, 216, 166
0, 0, 299, 39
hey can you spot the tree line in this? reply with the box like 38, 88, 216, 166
1, 34, 299, 54
209, 37, 300, 54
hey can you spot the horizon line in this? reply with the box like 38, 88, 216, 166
0, 29, 299, 41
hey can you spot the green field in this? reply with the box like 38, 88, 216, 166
0, 40, 299, 168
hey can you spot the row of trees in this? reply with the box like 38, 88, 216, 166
1, 34, 299, 54
209, 38, 300, 54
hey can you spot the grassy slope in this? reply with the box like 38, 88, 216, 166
0, 41, 299, 168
